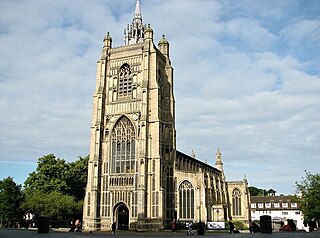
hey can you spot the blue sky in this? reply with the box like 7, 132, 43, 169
0, 0, 319, 195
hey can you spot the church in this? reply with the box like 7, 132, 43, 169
83, 0, 250, 231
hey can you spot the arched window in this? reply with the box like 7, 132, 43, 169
111, 116, 135, 173
232, 188, 241, 216
118, 64, 133, 98
179, 181, 194, 219
87, 192, 91, 216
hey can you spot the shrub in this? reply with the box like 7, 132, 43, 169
225, 220, 248, 230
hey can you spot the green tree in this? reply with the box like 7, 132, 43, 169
22, 154, 89, 221
22, 154, 88, 222
65, 155, 89, 201
24, 154, 89, 201
295, 171, 320, 222
0, 177, 24, 227
24, 154, 69, 194
21, 190, 82, 221
248, 186, 268, 196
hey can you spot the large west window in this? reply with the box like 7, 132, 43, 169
232, 188, 241, 216
179, 180, 194, 219
111, 116, 135, 173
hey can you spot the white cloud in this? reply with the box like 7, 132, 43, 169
217, 17, 277, 51
280, 19, 320, 46
0, 0, 319, 195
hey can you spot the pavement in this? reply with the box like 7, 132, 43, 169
0, 229, 319, 238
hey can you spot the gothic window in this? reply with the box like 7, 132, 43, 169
111, 116, 135, 174
87, 192, 91, 217
179, 180, 194, 219
118, 64, 133, 98
232, 188, 241, 216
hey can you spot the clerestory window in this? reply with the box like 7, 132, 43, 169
111, 116, 135, 174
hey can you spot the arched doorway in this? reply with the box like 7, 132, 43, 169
116, 204, 129, 230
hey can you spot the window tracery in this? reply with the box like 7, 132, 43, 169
111, 116, 135, 174
179, 180, 194, 219
232, 188, 241, 216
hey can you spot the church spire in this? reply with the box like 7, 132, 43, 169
134, 0, 142, 19
124, 0, 145, 45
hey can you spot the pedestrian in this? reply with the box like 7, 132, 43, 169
249, 219, 253, 233
112, 221, 116, 234
228, 217, 234, 234
187, 222, 193, 235
74, 219, 81, 232
252, 222, 260, 232
69, 220, 75, 232
197, 221, 205, 235
171, 219, 176, 232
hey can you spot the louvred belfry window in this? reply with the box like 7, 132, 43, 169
111, 116, 136, 174
118, 64, 133, 98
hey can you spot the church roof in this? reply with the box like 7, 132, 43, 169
176, 150, 221, 173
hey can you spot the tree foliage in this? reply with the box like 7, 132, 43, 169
295, 171, 320, 221
22, 154, 88, 222
0, 177, 24, 225
24, 154, 69, 194
65, 155, 89, 201
24, 154, 89, 201
21, 190, 82, 221
225, 219, 248, 231
248, 186, 268, 196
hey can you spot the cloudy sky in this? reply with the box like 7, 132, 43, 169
0, 0, 319, 195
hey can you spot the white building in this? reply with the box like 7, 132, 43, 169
250, 194, 304, 230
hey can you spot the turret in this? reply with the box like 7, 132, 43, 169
158, 34, 169, 56
103, 32, 112, 48
100, 32, 112, 59
215, 148, 225, 179
144, 24, 153, 41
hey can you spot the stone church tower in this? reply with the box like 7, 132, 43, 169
83, 0, 176, 231
83, 0, 251, 232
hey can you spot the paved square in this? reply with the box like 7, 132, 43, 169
0, 229, 319, 238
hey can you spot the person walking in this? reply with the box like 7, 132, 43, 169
74, 220, 81, 232
187, 222, 193, 235
228, 217, 234, 234
111, 222, 116, 234
171, 219, 176, 232
249, 219, 253, 233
